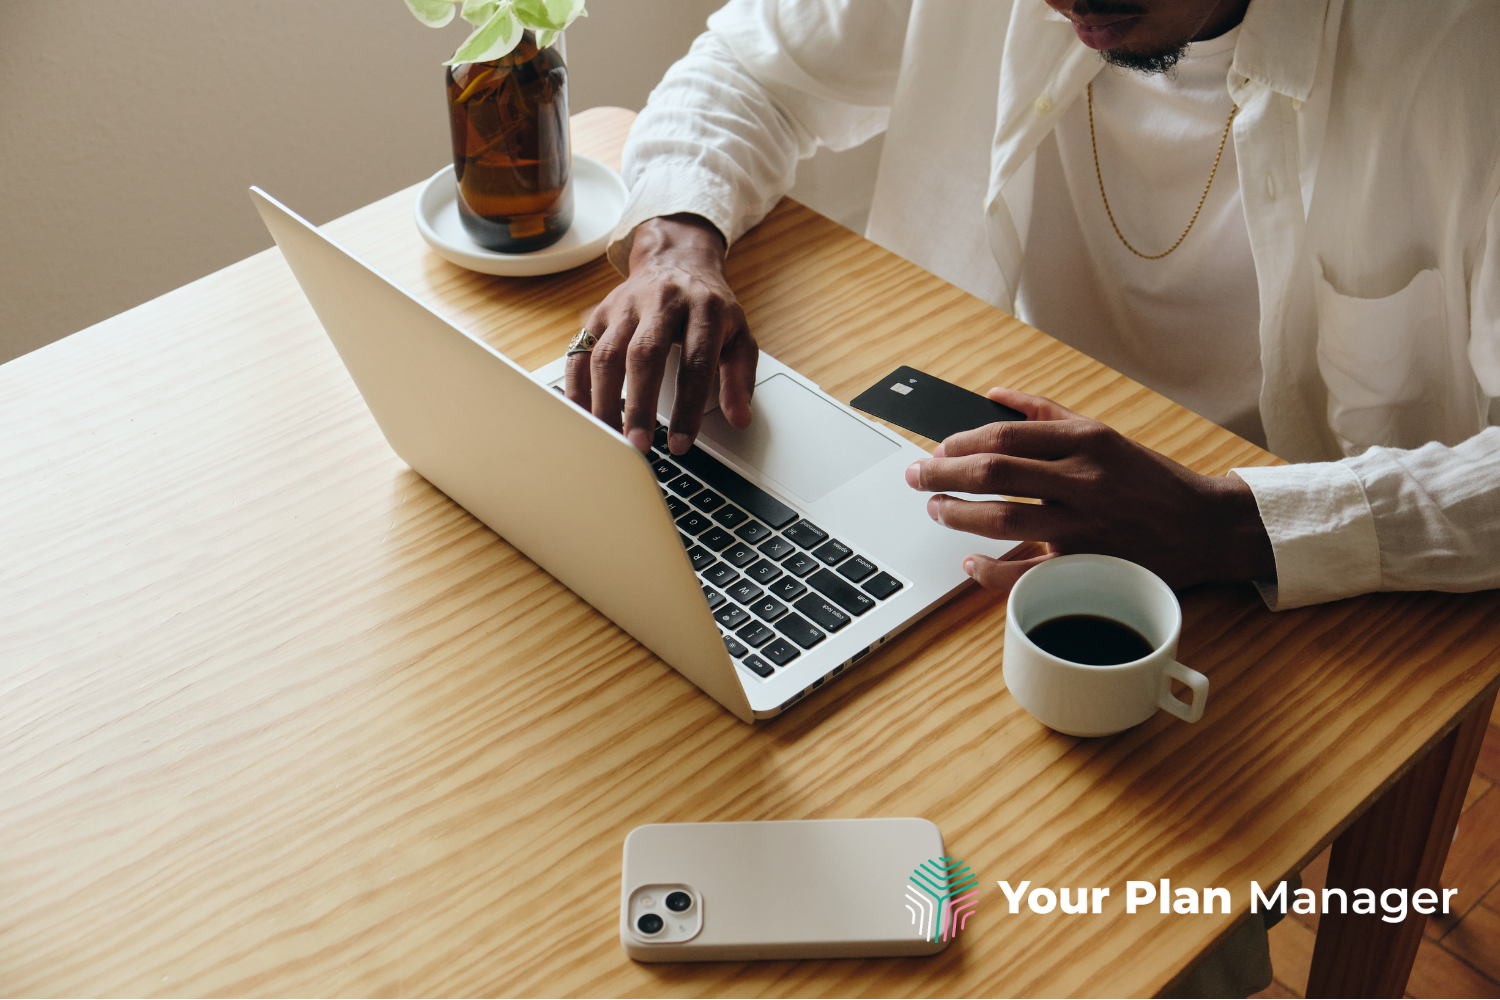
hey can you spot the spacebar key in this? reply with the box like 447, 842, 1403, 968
674, 446, 798, 529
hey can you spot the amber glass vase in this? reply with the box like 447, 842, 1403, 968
446, 32, 572, 253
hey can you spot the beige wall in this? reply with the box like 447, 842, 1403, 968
0, 0, 878, 365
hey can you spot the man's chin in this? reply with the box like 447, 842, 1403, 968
1098, 39, 1188, 74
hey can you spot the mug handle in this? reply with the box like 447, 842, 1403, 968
1158, 661, 1209, 723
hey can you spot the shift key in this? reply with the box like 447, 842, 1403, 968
807, 568, 876, 616
794, 593, 851, 632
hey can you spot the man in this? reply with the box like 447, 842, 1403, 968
564, 0, 1500, 614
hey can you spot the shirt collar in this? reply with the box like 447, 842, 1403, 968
1230, 0, 1334, 104
1033, 0, 1334, 103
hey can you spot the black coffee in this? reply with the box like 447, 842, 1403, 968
1025, 614, 1154, 666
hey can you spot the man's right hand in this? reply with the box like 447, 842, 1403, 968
565, 214, 758, 456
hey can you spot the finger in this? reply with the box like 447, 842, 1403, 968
564, 309, 609, 414
963, 551, 1058, 594
666, 296, 726, 454
939, 418, 1092, 462
565, 351, 594, 415
927, 494, 1075, 541
985, 386, 1083, 422
715, 310, 758, 430
589, 312, 639, 433
907, 453, 1069, 500
621, 309, 681, 453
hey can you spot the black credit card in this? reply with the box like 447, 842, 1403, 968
850, 366, 1025, 443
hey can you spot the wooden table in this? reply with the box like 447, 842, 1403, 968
3, 107, 1496, 998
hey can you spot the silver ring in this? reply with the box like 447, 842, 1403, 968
566, 328, 598, 357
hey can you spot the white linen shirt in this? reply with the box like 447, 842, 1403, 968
607, 0, 1500, 610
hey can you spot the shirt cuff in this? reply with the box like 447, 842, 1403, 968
606, 158, 738, 276
1232, 463, 1381, 610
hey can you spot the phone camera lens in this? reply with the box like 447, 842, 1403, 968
665, 891, 692, 912
636, 913, 664, 935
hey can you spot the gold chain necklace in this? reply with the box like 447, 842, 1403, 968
1087, 80, 1237, 260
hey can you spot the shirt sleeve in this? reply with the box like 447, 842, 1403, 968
606, 0, 910, 274
1234, 189, 1500, 610
1234, 427, 1500, 609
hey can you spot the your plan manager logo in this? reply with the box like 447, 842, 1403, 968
905, 857, 979, 941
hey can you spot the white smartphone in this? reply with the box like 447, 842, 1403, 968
620, 817, 959, 962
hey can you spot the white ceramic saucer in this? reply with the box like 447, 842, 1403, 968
414, 154, 627, 277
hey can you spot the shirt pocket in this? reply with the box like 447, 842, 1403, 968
1314, 263, 1446, 453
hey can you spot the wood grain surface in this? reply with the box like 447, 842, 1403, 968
1306, 688, 1496, 997
3, 106, 1499, 998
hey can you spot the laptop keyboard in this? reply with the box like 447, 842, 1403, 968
649, 425, 905, 682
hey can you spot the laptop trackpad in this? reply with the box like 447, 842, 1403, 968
698, 374, 899, 503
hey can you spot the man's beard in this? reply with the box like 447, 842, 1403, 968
1061, 0, 1189, 75
1100, 41, 1188, 74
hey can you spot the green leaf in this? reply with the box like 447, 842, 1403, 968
459, 0, 499, 27
513, 0, 585, 31
404, 0, 458, 27
446, 3, 524, 64
534, 27, 558, 49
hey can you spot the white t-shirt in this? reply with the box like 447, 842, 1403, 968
1016, 27, 1265, 447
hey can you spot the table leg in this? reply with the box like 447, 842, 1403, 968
1305, 683, 1497, 998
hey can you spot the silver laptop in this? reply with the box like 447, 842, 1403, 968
251, 187, 1018, 722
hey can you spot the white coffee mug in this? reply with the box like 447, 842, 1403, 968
1003, 554, 1209, 737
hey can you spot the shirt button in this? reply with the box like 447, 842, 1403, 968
1291, 98, 1305, 112
1034, 95, 1054, 115
1265, 173, 1276, 200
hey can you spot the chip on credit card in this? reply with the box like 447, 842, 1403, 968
850, 366, 1025, 443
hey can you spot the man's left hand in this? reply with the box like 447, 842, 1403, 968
904, 387, 1276, 595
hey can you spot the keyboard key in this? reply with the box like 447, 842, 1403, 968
699, 527, 735, 551
671, 445, 799, 529
679, 532, 694, 549
783, 520, 829, 549
761, 638, 801, 666
758, 536, 796, 561
837, 555, 877, 583
712, 505, 749, 529
690, 489, 726, 513
735, 520, 773, 543
742, 654, 775, 678
749, 595, 788, 622
703, 563, 740, 588
782, 552, 819, 578
667, 474, 703, 497
722, 542, 758, 568
723, 634, 748, 658
737, 621, 774, 647
776, 613, 827, 649
794, 593, 852, 632
727, 580, 764, 605
664, 495, 688, 518
807, 568, 876, 616
812, 539, 853, 565
862, 571, 904, 600
651, 457, 680, 482
715, 604, 751, 630
768, 576, 807, 603
687, 546, 715, 572
702, 585, 725, 610
676, 511, 712, 535
745, 559, 783, 586
653, 425, 669, 449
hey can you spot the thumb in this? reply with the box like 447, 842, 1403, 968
985, 386, 1083, 422
964, 550, 1059, 596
